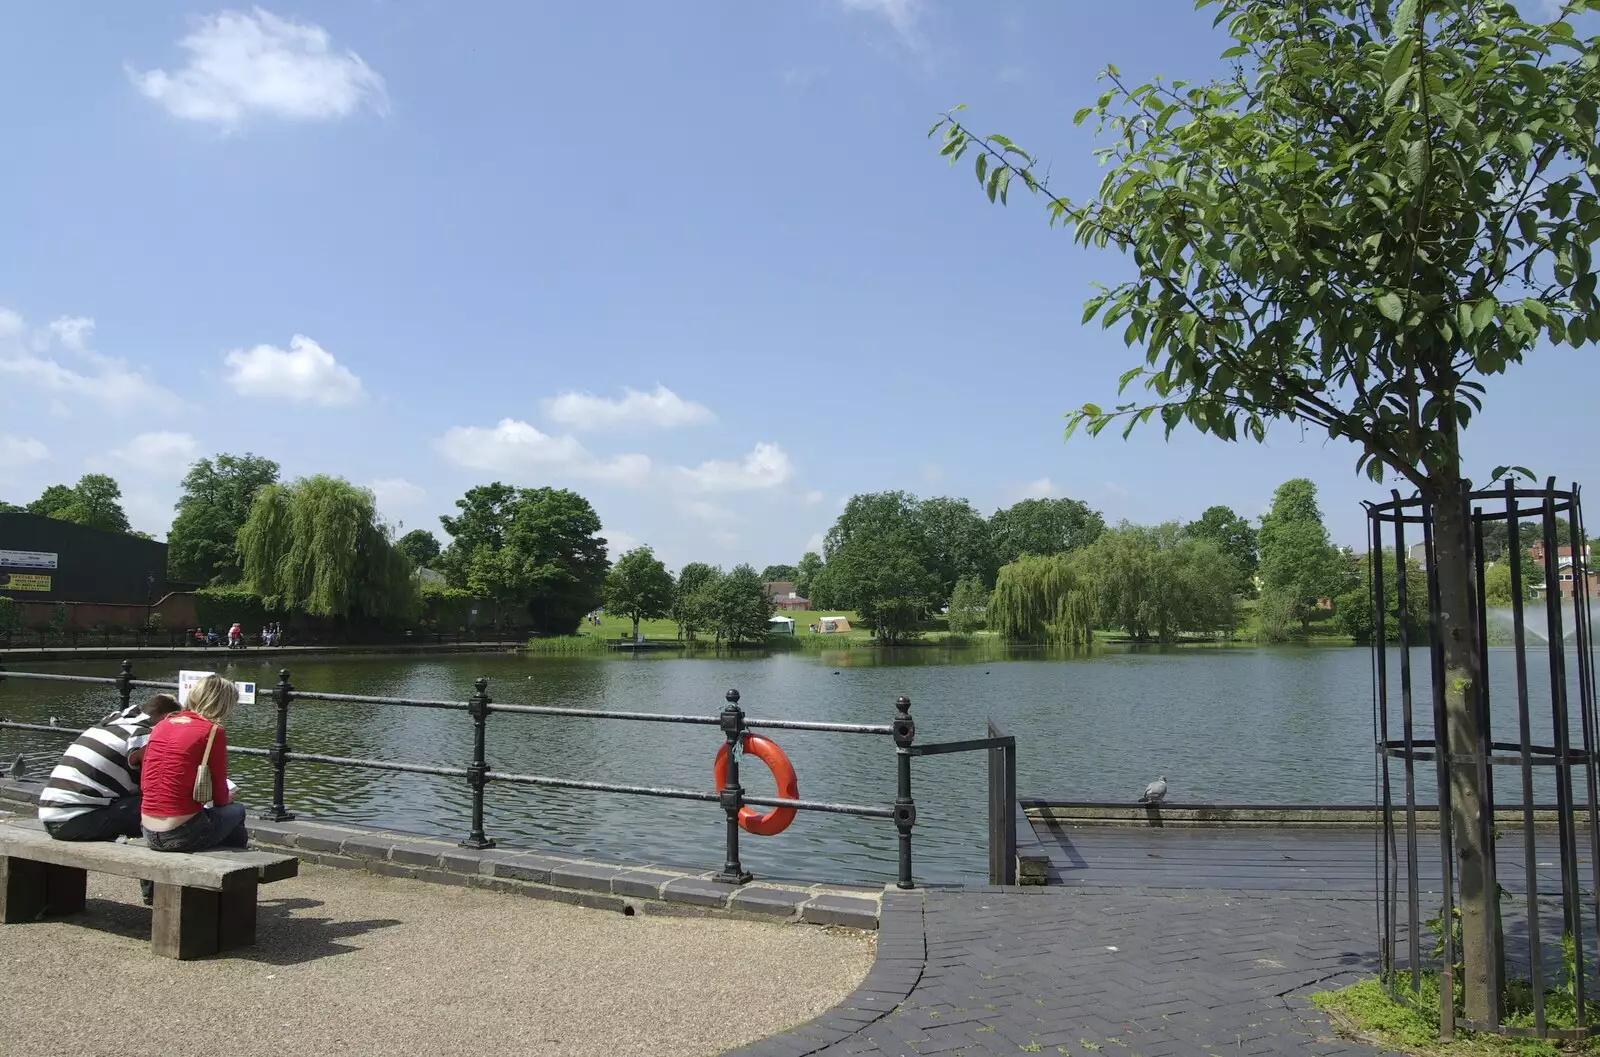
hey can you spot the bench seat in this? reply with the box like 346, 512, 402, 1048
0, 818, 299, 959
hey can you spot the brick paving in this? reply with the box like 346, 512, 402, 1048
727, 886, 1401, 1057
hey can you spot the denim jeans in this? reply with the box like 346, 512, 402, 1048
43, 796, 143, 842
144, 802, 249, 853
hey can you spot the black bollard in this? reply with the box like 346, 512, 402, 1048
893, 694, 917, 889
263, 669, 296, 821
117, 660, 134, 713
462, 677, 495, 849
715, 689, 752, 884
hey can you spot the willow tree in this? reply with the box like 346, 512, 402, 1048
238, 475, 417, 622
987, 553, 1096, 644
933, 0, 1600, 1019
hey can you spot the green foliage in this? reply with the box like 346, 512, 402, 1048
795, 551, 824, 601
760, 564, 798, 583
522, 634, 607, 654
919, 496, 998, 590
1334, 549, 1430, 642
1184, 505, 1260, 594
166, 453, 280, 584
439, 483, 610, 636
193, 586, 280, 631
28, 474, 132, 535
0, 595, 21, 633
1258, 480, 1347, 628
1077, 524, 1240, 641
237, 475, 417, 623
603, 545, 675, 639
988, 553, 1095, 644
418, 580, 478, 629
0, 500, 23, 513
703, 564, 772, 645
398, 529, 442, 570
989, 497, 1106, 566
672, 561, 719, 641
1254, 587, 1299, 643
945, 576, 989, 635
48, 602, 69, 634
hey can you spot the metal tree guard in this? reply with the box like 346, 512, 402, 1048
1370, 478, 1598, 1041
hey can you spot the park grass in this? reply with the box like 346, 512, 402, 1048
1312, 975, 1598, 1057
533, 610, 993, 649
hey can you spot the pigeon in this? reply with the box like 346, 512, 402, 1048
1138, 777, 1168, 804
48, 715, 59, 727
7, 755, 24, 780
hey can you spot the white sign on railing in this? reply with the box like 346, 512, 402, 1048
177, 670, 257, 707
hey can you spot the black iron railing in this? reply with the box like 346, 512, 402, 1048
0, 662, 1026, 887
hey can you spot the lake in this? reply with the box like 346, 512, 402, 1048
0, 642, 1591, 884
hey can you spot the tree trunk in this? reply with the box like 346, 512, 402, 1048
632, 614, 640, 640
1431, 472, 1501, 1024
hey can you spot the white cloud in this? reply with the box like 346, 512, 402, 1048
1019, 477, 1056, 500
677, 442, 794, 492
804, 490, 825, 506
223, 335, 364, 406
47, 316, 95, 351
435, 419, 652, 486
604, 529, 641, 558
682, 500, 734, 523
0, 306, 179, 412
839, 0, 924, 45
543, 385, 714, 431
369, 477, 426, 510
0, 435, 49, 466
110, 431, 200, 474
129, 8, 387, 129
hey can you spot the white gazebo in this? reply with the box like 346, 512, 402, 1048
767, 615, 796, 635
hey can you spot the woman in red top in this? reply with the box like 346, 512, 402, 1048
140, 674, 248, 852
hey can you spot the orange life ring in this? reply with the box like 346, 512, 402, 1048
713, 733, 799, 836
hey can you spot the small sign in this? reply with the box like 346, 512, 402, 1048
0, 572, 51, 592
178, 670, 257, 706
0, 549, 57, 570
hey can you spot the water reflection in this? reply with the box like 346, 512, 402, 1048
0, 641, 1591, 884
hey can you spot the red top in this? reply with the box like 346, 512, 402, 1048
139, 711, 231, 816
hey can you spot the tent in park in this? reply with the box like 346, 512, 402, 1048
768, 616, 796, 635
820, 616, 852, 634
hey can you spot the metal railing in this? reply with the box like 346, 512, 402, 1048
0, 661, 1026, 887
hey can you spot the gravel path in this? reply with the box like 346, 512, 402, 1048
0, 866, 874, 1057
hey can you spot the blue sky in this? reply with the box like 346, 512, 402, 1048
0, 1, 1591, 570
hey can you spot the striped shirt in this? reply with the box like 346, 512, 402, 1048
37, 704, 158, 824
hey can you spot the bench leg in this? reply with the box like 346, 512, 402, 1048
1, 858, 87, 921
151, 883, 219, 960
218, 884, 257, 951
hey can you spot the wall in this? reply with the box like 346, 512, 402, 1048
0, 512, 169, 605
7, 592, 198, 631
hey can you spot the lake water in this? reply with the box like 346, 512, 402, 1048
0, 642, 1592, 884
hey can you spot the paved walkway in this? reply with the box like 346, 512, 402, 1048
727, 886, 1399, 1057
0, 864, 873, 1057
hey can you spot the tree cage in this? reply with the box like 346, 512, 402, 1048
1370, 479, 1598, 1040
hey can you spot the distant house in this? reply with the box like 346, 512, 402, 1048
763, 580, 811, 611
1529, 542, 1596, 601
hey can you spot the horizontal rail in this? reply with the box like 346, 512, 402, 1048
911, 735, 1015, 757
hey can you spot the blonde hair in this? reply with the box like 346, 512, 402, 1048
186, 675, 238, 724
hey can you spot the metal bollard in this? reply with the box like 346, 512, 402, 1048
263, 669, 296, 821
893, 694, 917, 889
117, 660, 134, 713
461, 677, 495, 849
715, 689, 752, 884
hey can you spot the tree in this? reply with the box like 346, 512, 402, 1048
1184, 505, 1259, 595
795, 551, 824, 600
1073, 524, 1239, 642
760, 564, 798, 583
604, 546, 675, 640
237, 475, 416, 621
167, 453, 281, 584
1334, 550, 1430, 642
932, 0, 1600, 1015
824, 527, 941, 643
704, 564, 772, 645
945, 576, 990, 635
28, 475, 131, 534
988, 553, 1096, 644
439, 483, 610, 636
398, 529, 442, 570
1257, 480, 1345, 629
1482, 547, 1542, 607
672, 562, 719, 641
918, 496, 998, 591
989, 497, 1106, 566
0, 500, 24, 513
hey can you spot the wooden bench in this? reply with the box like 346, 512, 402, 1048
0, 819, 299, 959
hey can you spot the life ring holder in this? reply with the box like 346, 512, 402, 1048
713, 733, 799, 836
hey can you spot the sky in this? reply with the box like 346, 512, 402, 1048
0, 1, 1592, 571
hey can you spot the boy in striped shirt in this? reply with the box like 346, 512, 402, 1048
37, 694, 180, 842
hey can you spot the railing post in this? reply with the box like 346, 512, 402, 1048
461, 676, 495, 849
893, 694, 917, 889
116, 660, 134, 713
715, 689, 752, 885
263, 668, 296, 821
